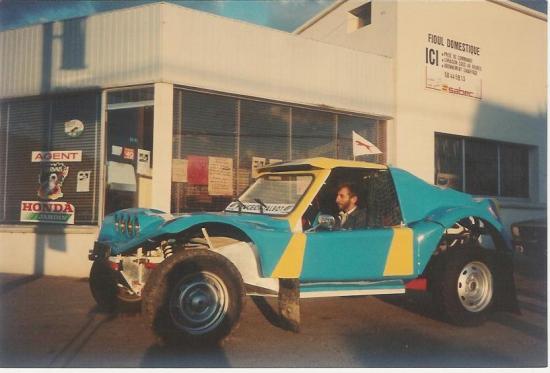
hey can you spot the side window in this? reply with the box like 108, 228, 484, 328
302, 168, 372, 230
363, 170, 402, 227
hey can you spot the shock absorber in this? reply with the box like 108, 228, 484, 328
161, 239, 175, 258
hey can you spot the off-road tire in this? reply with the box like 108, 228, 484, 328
89, 259, 140, 312
432, 245, 495, 326
142, 249, 245, 345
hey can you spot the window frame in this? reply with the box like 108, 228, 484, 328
434, 132, 533, 200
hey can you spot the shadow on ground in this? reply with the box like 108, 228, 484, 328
140, 343, 230, 367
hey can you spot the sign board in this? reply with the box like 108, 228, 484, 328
20, 201, 75, 224
31, 151, 82, 162
425, 33, 482, 99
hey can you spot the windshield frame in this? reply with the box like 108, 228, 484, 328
224, 172, 316, 217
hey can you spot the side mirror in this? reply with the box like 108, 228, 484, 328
317, 214, 335, 230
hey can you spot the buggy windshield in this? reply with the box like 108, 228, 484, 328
225, 174, 313, 215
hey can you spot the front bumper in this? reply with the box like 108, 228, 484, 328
88, 241, 111, 261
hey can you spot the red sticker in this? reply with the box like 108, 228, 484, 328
187, 155, 208, 185
123, 148, 135, 160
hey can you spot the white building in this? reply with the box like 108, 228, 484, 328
0, 0, 546, 277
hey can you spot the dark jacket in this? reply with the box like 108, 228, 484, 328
337, 207, 368, 230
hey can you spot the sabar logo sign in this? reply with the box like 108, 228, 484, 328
441, 84, 475, 98
20, 201, 75, 224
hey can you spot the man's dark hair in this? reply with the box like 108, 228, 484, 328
337, 182, 358, 198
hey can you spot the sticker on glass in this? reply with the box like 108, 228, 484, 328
37, 162, 69, 200
64, 119, 84, 137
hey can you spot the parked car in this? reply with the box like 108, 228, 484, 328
89, 157, 519, 344
511, 218, 547, 258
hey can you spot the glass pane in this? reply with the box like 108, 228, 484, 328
226, 174, 312, 216
500, 144, 529, 198
465, 139, 498, 195
107, 87, 154, 105
434, 134, 463, 191
239, 101, 290, 194
171, 91, 237, 213
105, 106, 154, 215
292, 108, 336, 159
337, 114, 381, 163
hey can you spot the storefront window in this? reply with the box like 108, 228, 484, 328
434, 134, 463, 191
435, 133, 531, 198
239, 101, 290, 194
172, 91, 237, 213
171, 88, 386, 213
0, 92, 101, 225
337, 114, 381, 163
105, 106, 154, 215
292, 108, 336, 159
465, 139, 498, 196
500, 144, 529, 198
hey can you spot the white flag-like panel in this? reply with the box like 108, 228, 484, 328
352, 131, 382, 157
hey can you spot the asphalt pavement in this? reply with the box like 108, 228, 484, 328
0, 256, 546, 368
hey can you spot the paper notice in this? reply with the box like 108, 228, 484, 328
137, 149, 151, 176
172, 159, 188, 182
111, 145, 122, 156
208, 157, 233, 196
251, 157, 266, 178
76, 170, 92, 192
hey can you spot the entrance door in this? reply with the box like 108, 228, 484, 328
105, 106, 154, 215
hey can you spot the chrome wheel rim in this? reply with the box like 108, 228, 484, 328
169, 271, 229, 335
457, 260, 493, 312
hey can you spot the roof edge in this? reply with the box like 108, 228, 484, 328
293, 0, 347, 34
293, 0, 546, 35
486, 0, 547, 21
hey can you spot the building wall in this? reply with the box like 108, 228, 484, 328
297, 0, 547, 227
0, 4, 162, 98
0, 3, 395, 119
0, 226, 96, 277
296, 0, 397, 58
160, 3, 394, 117
393, 0, 546, 210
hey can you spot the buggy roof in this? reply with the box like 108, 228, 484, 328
258, 157, 388, 173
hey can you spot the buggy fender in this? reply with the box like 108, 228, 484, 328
423, 205, 519, 314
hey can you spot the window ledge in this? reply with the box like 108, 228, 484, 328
0, 225, 99, 234
496, 201, 546, 210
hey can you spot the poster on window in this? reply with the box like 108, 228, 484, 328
251, 157, 266, 179
137, 149, 151, 176
425, 33, 482, 99
37, 162, 69, 200
187, 155, 208, 185
20, 201, 75, 224
172, 159, 188, 183
76, 170, 92, 192
208, 157, 233, 196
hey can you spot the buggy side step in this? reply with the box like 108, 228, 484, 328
299, 279, 405, 298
